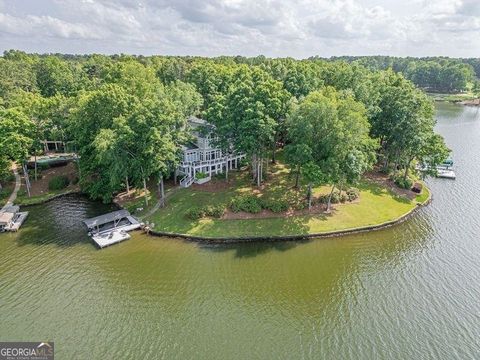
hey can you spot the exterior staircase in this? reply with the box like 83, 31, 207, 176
180, 175, 194, 188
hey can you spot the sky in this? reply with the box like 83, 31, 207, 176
0, 0, 479, 58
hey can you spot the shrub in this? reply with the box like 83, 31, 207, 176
294, 202, 306, 211
391, 174, 414, 190
261, 198, 289, 213
185, 207, 205, 220
48, 175, 70, 190
195, 172, 209, 180
317, 194, 329, 204
346, 187, 360, 201
38, 162, 50, 171
330, 191, 341, 204
230, 195, 262, 213
339, 193, 348, 203
204, 204, 225, 218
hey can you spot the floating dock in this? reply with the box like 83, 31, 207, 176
83, 210, 142, 248
437, 169, 456, 179
0, 205, 28, 232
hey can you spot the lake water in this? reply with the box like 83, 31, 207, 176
1, 103, 479, 359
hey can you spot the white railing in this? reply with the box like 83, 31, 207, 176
181, 154, 245, 169
180, 175, 194, 188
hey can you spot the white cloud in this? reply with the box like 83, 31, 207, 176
0, 12, 102, 39
0, 0, 479, 57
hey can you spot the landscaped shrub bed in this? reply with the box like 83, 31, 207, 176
391, 173, 414, 189
230, 195, 262, 213
48, 175, 70, 190
185, 204, 225, 220
261, 198, 290, 213
317, 188, 359, 205
229, 195, 290, 214
346, 187, 360, 201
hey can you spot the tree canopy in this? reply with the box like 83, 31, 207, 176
0, 51, 453, 201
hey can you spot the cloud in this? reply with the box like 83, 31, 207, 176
0, 12, 102, 39
0, 0, 479, 57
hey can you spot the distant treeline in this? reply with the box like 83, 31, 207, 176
316, 56, 479, 93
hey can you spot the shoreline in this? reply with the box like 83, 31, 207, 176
18, 190, 82, 207
145, 187, 432, 244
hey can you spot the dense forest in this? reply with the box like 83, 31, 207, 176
323, 56, 479, 93
0, 50, 453, 203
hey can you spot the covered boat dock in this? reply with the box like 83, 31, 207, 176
83, 210, 142, 248
0, 205, 29, 232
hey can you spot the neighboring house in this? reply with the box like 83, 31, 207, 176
177, 116, 245, 188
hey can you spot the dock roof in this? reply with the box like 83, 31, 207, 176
3, 205, 20, 213
83, 210, 131, 228
0, 212, 14, 225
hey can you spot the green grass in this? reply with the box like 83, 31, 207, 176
0, 187, 13, 208
147, 160, 427, 238
15, 189, 76, 206
427, 91, 477, 102
415, 184, 430, 204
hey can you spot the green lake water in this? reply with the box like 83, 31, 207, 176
1, 103, 479, 359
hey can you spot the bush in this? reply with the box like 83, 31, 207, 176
346, 187, 360, 201
330, 191, 341, 204
230, 195, 262, 213
195, 172, 209, 180
391, 174, 414, 189
339, 193, 348, 203
261, 198, 289, 213
185, 207, 205, 220
48, 175, 70, 190
204, 205, 225, 218
317, 194, 329, 204
38, 162, 50, 171
294, 202, 306, 211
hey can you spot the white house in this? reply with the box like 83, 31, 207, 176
177, 116, 245, 187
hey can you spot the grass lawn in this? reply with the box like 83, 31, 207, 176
15, 188, 77, 206
427, 91, 478, 103
146, 159, 429, 238
0, 183, 15, 208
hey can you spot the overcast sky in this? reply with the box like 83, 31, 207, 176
0, 0, 479, 58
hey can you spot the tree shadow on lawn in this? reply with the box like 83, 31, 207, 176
359, 181, 412, 205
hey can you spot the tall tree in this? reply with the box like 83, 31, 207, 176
285, 88, 376, 209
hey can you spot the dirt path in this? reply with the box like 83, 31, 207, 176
1, 164, 21, 211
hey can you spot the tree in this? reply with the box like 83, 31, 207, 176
71, 79, 201, 203
285, 88, 376, 210
0, 108, 34, 189
206, 66, 290, 186
35, 56, 79, 97
369, 70, 447, 179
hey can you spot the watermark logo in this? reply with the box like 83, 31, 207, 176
0, 342, 54, 360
